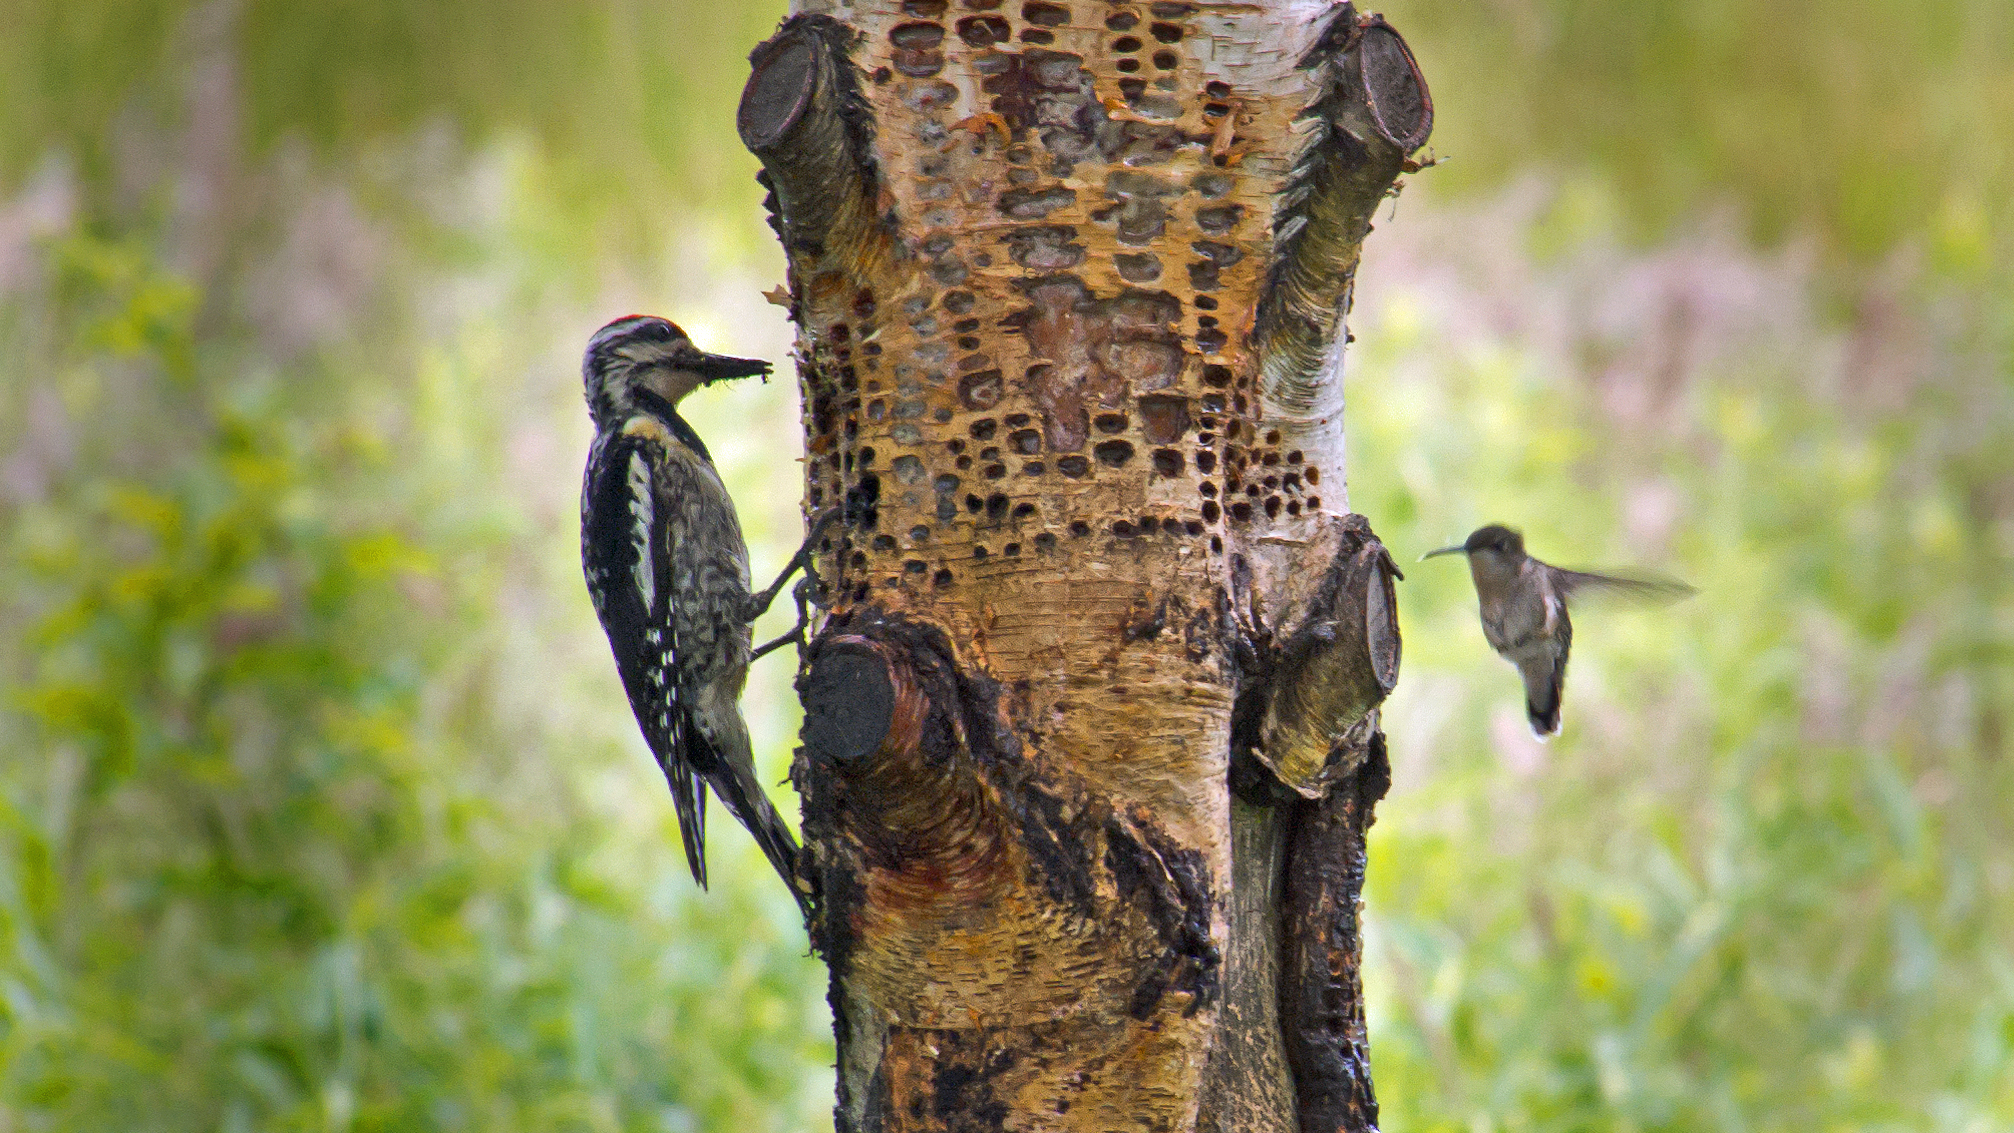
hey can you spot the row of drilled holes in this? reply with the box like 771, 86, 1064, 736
892, 5, 1200, 73
900, 0, 1212, 16
826, 339, 1323, 513
825, 0, 1326, 592
838, 447, 1322, 528
810, 353, 1319, 522
1109, 10, 1183, 72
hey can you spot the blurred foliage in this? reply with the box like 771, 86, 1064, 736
0, 3, 828, 1129
0, 0, 787, 266
1, 1, 2010, 1131
1351, 192, 2014, 1129
0, 216, 827, 1130
1395, 0, 2014, 260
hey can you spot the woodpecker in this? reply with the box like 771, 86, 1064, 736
580, 314, 818, 914
1423, 525, 1694, 737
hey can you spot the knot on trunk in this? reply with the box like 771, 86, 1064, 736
797, 610, 1221, 1023
798, 612, 1017, 943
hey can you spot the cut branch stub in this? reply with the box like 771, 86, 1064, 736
1355, 16, 1433, 154
739, 32, 820, 152
1254, 514, 1403, 799
1253, 5, 1433, 467
802, 634, 923, 768
797, 618, 1006, 913
1281, 735, 1392, 1133
739, 15, 891, 278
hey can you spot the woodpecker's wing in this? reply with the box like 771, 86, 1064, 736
1552, 566, 1697, 607
581, 429, 711, 886
646, 434, 812, 916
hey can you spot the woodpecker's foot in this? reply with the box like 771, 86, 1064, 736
749, 628, 799, 665
750, 576, 822, 664
749, 575, 825, 664
746, 508, 841, 622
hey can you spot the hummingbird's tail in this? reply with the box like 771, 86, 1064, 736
1518, 652, 1566, 738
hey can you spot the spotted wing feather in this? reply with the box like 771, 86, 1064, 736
582, 431, 710, 885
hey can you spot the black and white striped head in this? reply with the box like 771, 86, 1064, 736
582, 315, 771, 426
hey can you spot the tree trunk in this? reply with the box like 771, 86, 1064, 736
738, 4, 1428, 1129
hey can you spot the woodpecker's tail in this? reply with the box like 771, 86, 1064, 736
694, 714, 814, 919
664, 760, 709, 888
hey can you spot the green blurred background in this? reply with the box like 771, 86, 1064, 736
1, 2, 2008, 1130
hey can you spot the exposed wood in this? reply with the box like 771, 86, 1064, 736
1198, 796, 1295, 1133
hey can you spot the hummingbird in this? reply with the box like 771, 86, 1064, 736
1422, 525, 1695, 737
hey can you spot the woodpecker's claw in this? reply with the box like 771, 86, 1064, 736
747, 508, 839, 664
750, 576, 822, 664
746, 507, 841, 621
749, 630, 795, 664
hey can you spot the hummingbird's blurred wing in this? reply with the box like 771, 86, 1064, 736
1552, 566, 1697, 606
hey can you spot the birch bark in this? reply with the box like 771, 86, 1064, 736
738, 5, 1429, 1128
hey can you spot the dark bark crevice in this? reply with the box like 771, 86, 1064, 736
1281, 734, 1392, 1133
1199, 797, 1297, 1133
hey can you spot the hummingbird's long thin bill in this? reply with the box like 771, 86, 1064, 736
1420, 545, 1466, 561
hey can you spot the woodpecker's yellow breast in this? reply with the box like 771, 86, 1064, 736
621, 416, 676, 446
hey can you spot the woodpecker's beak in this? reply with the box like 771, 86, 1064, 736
1420, 544, 1467, 561
691, 353, 774, 384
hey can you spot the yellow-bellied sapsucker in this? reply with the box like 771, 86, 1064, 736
580, 314, 817, 913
